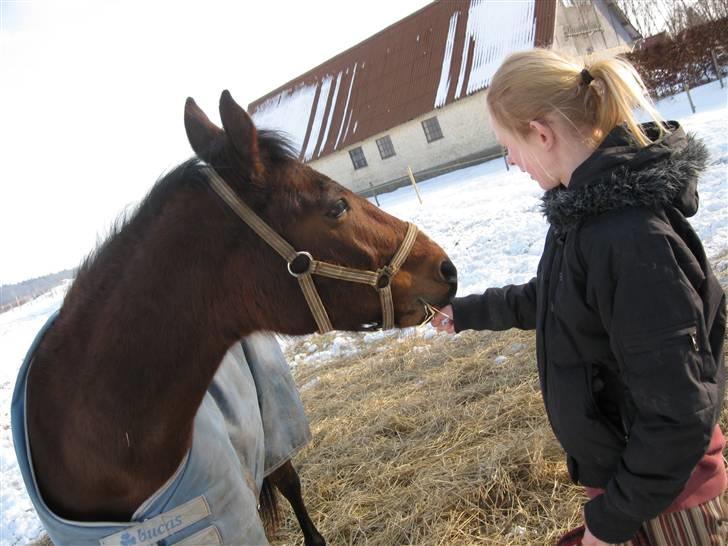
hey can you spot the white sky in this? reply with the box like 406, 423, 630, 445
0, 0, 431, 285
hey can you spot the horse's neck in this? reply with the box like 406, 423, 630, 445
29, 247, 263, 517
74, 258, 252, 435
32, 218, 265, 501
60, 198, 296, 430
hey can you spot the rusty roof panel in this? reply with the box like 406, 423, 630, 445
248, 0, 556, 162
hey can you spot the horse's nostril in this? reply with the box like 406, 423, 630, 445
440, 260, 458, 285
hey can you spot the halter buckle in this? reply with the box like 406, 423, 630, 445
287, 251, 314, 277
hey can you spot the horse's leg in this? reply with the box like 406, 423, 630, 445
268, 460, 326, 546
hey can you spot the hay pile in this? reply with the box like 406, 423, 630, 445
275, 324, 728, 546
275, 328, 577, 545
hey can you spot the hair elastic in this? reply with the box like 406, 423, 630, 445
580, 68, 594, 86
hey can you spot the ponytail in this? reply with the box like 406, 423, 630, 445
487, 49, 667, 148
585, 56, 666, 146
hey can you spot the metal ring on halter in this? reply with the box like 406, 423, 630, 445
376, 266, 394, 289
287, 251, 315, 277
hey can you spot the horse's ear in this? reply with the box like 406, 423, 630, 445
184, 97, 223, 161
219, 90, 262, 175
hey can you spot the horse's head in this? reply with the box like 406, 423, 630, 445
184, 90, 457, 334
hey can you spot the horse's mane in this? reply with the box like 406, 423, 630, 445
67, 130, 298, 304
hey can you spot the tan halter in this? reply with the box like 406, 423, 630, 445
204, 168, 419, 334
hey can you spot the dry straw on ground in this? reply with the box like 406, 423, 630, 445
274, 329, 578, 546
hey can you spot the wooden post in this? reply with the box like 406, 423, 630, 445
369, 182, 380, 207
710, 49, 724, 89
502, 146, 510, 171
406, 166, 423, 204
683, 83, 696, 114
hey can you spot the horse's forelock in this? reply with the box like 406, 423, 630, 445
257, 130, 298, 164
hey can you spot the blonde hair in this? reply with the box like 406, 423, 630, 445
487, 48, 666, 148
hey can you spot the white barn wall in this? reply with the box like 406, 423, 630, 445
309, 90, 499, 194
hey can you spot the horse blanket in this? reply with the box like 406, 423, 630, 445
11, 311, 311, 546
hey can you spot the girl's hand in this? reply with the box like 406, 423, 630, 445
430, 304, 455, 334
582, 523, 609, 546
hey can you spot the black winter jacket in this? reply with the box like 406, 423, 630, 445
451, 122, 726, 542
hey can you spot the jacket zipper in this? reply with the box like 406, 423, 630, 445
689, 331, 699, 352
622, 324, 699, 354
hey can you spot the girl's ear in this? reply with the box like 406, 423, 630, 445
529, 119, 555, 151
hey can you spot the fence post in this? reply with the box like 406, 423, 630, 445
710, 49, 724, 89
406, 166, 423, 204
683, 83, 696, 114
502, 146, 510, 171
369, 182, 380, 207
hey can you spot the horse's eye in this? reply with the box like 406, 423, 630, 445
327, 198, 349, 219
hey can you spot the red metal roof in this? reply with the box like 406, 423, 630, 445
248, 0, 556, 161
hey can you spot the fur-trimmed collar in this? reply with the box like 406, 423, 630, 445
542, 122, 709, 234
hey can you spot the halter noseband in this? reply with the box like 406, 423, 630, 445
204, 168, 418, 334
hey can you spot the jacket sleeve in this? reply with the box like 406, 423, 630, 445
581, 216, 721, 543
450, 277, 538, 332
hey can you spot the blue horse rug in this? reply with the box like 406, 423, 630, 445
11, 312, 311, 546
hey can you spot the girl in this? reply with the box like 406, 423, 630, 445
432, 49, 727, 545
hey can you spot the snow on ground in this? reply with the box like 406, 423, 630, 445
0, 284, 69, 546
1, 81, 726, 546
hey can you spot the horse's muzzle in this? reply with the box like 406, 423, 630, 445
439, 259, 458, 299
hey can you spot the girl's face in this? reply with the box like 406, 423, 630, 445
491, 118, 561, 191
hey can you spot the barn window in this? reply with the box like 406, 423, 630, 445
376, 135, 396, 159
421, 117, 444, 143
349, 147, 368, 169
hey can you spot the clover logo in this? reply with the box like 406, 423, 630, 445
120, 532, 137, 546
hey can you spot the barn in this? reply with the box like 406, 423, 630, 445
248, 0, 640, 196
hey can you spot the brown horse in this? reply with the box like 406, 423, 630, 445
21, 91, 457, 544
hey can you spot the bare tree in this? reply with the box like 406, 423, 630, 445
692, 0, 728, 21
616, 0, 726, 38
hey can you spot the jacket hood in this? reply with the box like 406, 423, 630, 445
542, 121, 709, 234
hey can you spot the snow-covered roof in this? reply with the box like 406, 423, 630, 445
248, 0, 556, 161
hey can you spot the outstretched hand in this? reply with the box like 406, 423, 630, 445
430, 304, 455, 334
